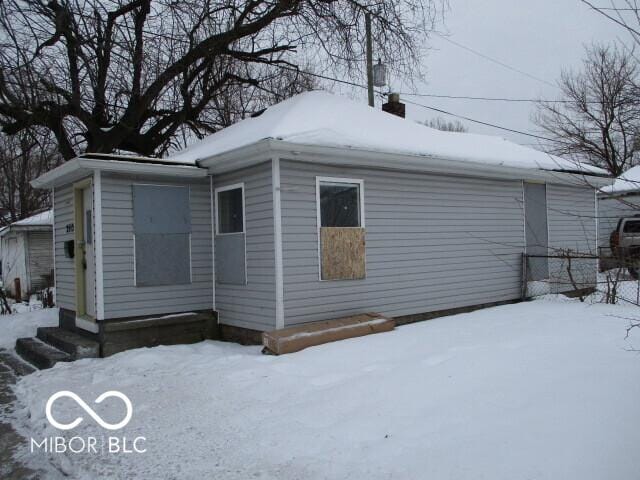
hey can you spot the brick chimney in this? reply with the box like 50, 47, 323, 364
382, 93, 405, 118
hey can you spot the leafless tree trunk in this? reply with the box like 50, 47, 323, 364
0, 0, 443, 159
0, 131, 60, 226
535, 43, 640, 177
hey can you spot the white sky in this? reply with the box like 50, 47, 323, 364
377, 1, 626, 147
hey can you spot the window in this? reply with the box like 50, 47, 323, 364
316, 177, 366, 281
623, 220, 640, 233
319, 181, 362, 227
133, 184, 191, 286
216, 184, 244, 234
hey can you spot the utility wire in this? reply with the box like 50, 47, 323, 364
396, 92, 602, 103
403, 98, 555, 141
0, 63, 554, 146
431, 32, 557, 88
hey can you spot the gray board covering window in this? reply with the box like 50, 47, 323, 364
133, 184, 191, 286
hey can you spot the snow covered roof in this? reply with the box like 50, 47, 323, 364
12, 210, 53, 227
0, 210, 52, 238
169, 91, 604, 175
600, 165, 640, 195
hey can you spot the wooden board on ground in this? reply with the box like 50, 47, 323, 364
262, 312, 394, 355
320, 227, 366, 280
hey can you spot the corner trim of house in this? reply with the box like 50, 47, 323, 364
272, 157, 285, 329
594, 188, 599, 256
93, 170, 105, 320
23, 231, 31, 294
209, 175, 216, 311
52, 186, 57, 298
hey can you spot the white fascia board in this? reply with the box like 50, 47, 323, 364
32, 158, 207, 189
198, 139, 611, 188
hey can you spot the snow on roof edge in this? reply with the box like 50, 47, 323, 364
167, 91, 607, 176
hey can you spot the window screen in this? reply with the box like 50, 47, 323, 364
133, 185, 191, 286
320, 183, 361, 227
217, 187, 244, 234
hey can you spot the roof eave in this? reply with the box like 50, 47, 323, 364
198, 139, 612, 187
32, 158, 207, 189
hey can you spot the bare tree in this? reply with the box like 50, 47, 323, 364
424, 116, 467, 132
0, 0, 442, 159
535, 43, 640, 177
0, 131, 60, 226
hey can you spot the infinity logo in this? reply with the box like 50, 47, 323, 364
45, 391, 133, 431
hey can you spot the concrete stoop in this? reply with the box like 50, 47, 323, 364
16, 327, 100, 370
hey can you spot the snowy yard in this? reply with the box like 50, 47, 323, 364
3, 297, 640, 479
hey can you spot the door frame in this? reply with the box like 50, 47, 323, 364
73, 177, 96, 323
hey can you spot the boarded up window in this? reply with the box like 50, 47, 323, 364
320, 227, 366, 280
317, 178, 365, 280
133, 185, 191, 286
524, 182, 549, 280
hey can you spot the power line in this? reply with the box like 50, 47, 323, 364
396, 92, 591, 104
403, 98, 555, 141
431, 32, 557, 88
0, 64, 553, 145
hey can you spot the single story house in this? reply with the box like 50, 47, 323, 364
0, 210, 54, 299
29, 91, 609, 355
598, 165, 640, 255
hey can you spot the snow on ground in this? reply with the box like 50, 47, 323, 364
4, 298, 640, 479
0, 308, 58, 350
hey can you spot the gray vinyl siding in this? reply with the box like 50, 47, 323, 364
101, 174, 213, 319
53, 184, 76, 310
547, 184, 598, 290
26, 231, 53, 291
598, 194, 640, 255
212, 161, 276, 331
279, 160, 526, 326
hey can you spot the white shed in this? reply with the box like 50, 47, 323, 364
0, 210, 54, 299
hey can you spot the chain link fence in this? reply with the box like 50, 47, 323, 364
523, 252, 640, 305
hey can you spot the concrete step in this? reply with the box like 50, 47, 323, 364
36, 327, 99, 359
0, 350, 35, 376
15, 338, 71, 370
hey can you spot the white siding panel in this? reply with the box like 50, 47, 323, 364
101, 174, 213, 318
547, 184, 598, 291
212, 161, 276, 331
53, 185, 76, 309
280, 160, 526, 325
27, 231, 53, 291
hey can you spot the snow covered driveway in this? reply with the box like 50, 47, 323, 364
5, 297, 640, 479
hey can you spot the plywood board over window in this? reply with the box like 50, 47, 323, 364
320, 227, 366, 280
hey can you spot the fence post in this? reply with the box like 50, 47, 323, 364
520, 253, 528, 300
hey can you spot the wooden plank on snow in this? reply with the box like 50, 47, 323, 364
262, 312, 394, 355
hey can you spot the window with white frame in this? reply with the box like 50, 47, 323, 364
318, 179, 363, 228
316, 177, 366, 281
216, 184, 245, 234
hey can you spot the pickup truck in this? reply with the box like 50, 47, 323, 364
610, 216, 640, 278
